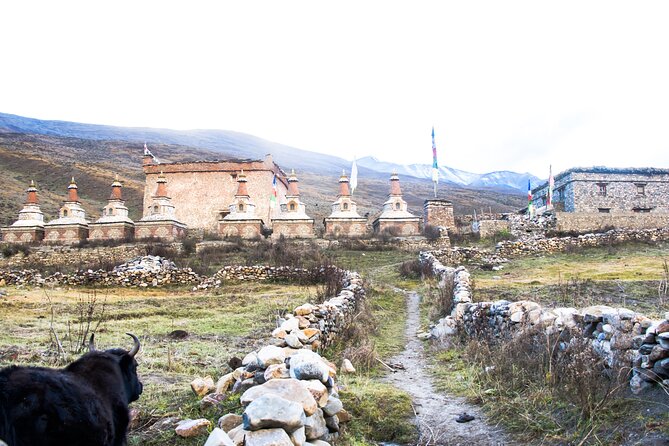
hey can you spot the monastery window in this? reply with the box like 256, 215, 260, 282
153, 205, 159, 213
633, 207, 652, 213
289, 202, 296, 211
395, 202, 401, 210
63, 209, 68, 217
541, 196, 547, 207
343, 203, 349, 211
597, 183, 607, 196
556, 187, 565, 201
239, 203, 244, 212
598, 208, 610, 213
636, 183, 646, 196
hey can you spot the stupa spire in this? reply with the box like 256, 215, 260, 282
26, 180, 38, 205
287, 169, 300, 196
67, 177, 79, 202
235, 170, 249, 197
155, 171, 168, 197
110, 174, 123, 200
338, 171, 351, 197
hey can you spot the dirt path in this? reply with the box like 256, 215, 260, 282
382, 291, 512, 446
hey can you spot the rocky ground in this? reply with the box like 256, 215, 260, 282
382, 291, 511, 446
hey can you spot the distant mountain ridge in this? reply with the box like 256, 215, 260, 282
356, 156, 541, 191
0, 112, 537, 192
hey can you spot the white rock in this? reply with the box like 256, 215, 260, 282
204, 428, 235, 446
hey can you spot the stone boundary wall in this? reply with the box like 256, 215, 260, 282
430, 227, 669, 268
555, 212, 669, 233
184, 269, 366, 445
496, 227, 669, 258
420, 251, 669, 395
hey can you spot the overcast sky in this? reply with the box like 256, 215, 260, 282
2, 1, 668, 177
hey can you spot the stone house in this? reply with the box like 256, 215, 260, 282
532, 167, 669, 214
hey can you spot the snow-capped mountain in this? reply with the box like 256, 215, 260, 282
356, 156, 541, 192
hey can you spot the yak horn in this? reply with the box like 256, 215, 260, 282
126, 333, 140, 358
89, 333, 97, 352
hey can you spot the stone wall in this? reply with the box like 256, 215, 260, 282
219, 220, 264, 239
182, 269, 366, 445
423, 199, 455, 231
323, 220, 368, 238
420, 251, 669, 394
555, 212, 669, 233
478, 220, 510, 238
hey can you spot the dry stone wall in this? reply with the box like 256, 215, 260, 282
420, 251, 669, 394
184, 269, 366, 445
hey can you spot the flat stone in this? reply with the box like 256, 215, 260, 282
241, 378, 318, 416
296, 315, 311, 329
176, 418, 212, 438
244, 428, 294, 446
658, 333, 669, 350
304, 409, 328, 441
218, 413, 243, 432
325, 415, 339, 433
201, 392, 227, 411
258, 345, 287, 368
204, 428, 235, 446
302, 328, 320, 339
191, 376, 216, 397
243, 394, 306, 432
650, 345, 669, 362
243, 351, 260, 368
336, 409, 352, 424
295, 303, 315, 316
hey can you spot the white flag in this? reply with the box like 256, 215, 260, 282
350, 157, 358, 193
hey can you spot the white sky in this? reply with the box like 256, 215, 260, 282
2, 1, 669, 177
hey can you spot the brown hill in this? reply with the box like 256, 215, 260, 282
0, 132, 524, 228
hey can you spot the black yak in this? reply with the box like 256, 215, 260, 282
0, 333, 143, 446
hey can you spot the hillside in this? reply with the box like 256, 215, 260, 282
0, 132, 525, 227
0, 112, 535, 192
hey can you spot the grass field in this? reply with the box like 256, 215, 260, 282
471, 242, 669, 317
0, 247, 417, 445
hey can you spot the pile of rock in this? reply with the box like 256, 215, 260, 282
422, 250, 668, 394
178, 269, 365, 445
632, 318, 669, 393
113, 255, 177, 273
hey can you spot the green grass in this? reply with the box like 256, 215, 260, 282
470, 243, 669, 317
0, 282, 316, 445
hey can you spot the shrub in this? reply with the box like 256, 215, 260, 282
2, 243, 31, 258
423, 224, 442, 241
398, 259, 433, 280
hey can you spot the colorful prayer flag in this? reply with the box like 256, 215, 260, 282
270, 174, 277, 208
527, 179, 534, 216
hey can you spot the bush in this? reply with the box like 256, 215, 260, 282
1, 243, 31, 258
398, 259, 432, 280
423, 224, 442, 241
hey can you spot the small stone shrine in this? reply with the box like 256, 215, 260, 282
1, 181, 45, 243
135, 172, 187, 241
89, 175, 135, 241
372, 172, 420, 236
324, 171, 367, 238
44, 178, 89, 244
271, 169, 315, 239
219, 170, 265, 239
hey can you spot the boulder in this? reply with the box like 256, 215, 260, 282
289, 351, 330, 383
227, 425, 251, 446
191, 376, 216, 397
244, 428, 294, 446
341, 359, 356, 374
217, 372, 238, 394
322, 397, 343, 417
201, 392, 227, 411
218, 413, 243, 432
290, 426, 307, 446
303, 380, 328, 407
285, 334, 304, 349
264, 363, 291, 381
258, 345, 287, 368
241, 378, 318, 416
175, 418, 212, 438
243, 394, 306, 432
295, 303, 315, 316
304, 409, 328, 441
